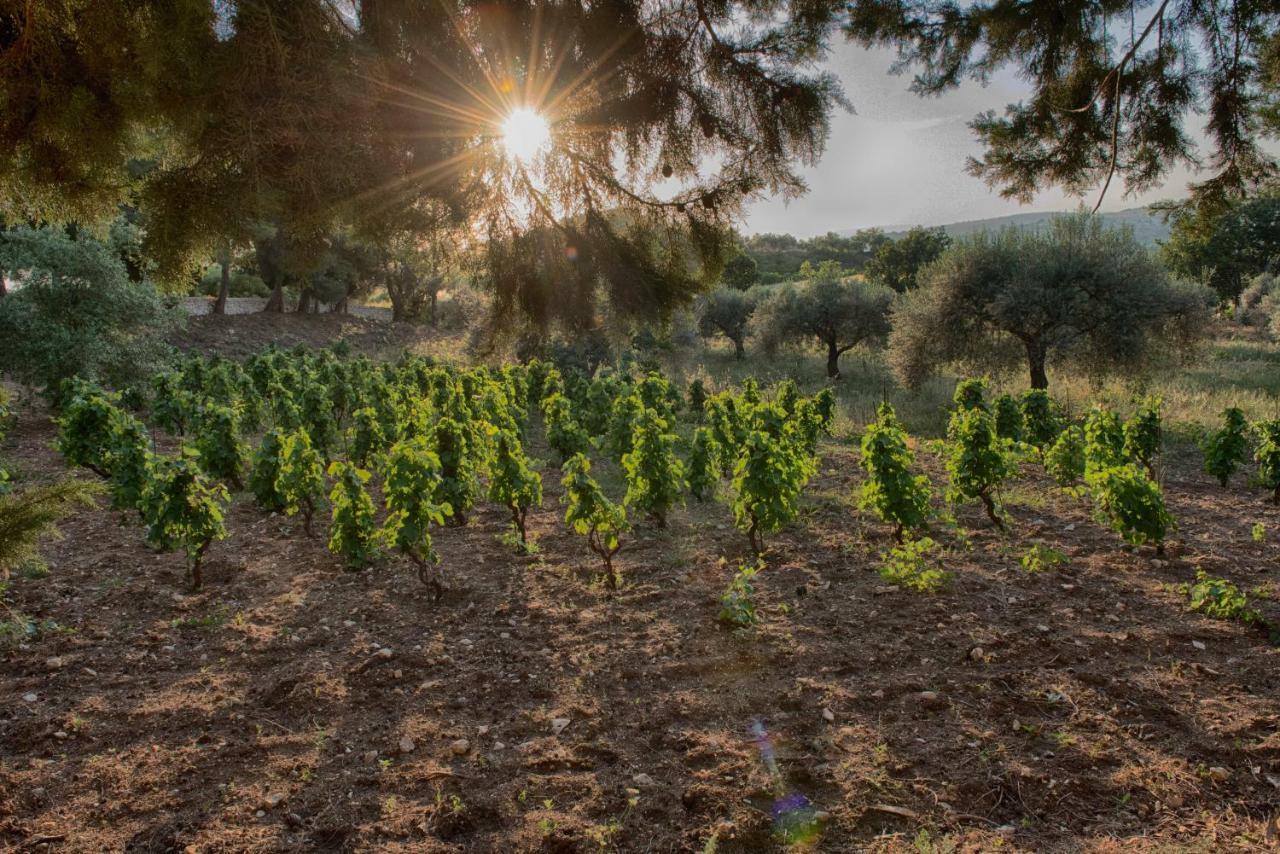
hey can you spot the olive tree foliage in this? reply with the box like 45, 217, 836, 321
754, 260, 895, 378
863, 226, 951, 292
846, 1, 1280, 208
0, 225, 180, 395
0, 0, 848, 331
888, 214, 1214, 391
697, 288, 757, 359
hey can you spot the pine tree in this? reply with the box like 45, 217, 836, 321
0, 479, 102, 581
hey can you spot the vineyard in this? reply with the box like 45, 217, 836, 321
3, 337, 1280, 851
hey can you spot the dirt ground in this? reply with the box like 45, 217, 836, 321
3, 338, 1280, 852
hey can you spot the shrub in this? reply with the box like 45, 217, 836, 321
718, 559, 763, 629
192, 403, 246, 489
1203, 407, 1249, 487
1083, 406, 1127, 474
151, 372, 196, 435
327, 461, 379, 569
277, 429, 325, 536
858, 403, 932, 543
1253, 419, 1280, 503
0, 225, 180, 395
687, 379, 708, 418
561, 454, 628, 589
1019, 389, 1061, 449
381, 436, 450, 596
686, 427, 721, 502
993, 393, 1023, 442
488, 430, 542, 546
1044, 425, 1086, 486
0, 479, 102, 581
1020, 543, 1069, 572
347, 406, 388, 468
622, 408, 686, 526
1181, 570, 1264, 626
879, 537, 951, 592
432, 416, 479, 526
1086, 463, 1173, 550
1123, 397, 1163, 477
952, 378, 988, 412
731, 429, 814, 553
55, 385, 119, 477
139, 449, 229, 589
249, 429, 289, 512
605, 392, 644, 461
944, 406, 1014, 530
542, 393, 589, 464
104, 410, 151, 512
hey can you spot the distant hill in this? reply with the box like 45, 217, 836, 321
875, 206, 1171, 248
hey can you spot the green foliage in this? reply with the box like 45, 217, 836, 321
622, 408, 686, 526
812, 388, 836, 432
326, 461, 379, 569
139, 449, 229, 588
1253, 420, 1280, 503
754, 261, 895, 378
1083, 406, 1127, 475
888, 215, 1213, 390
561, 454, 628, 588
944, 406, 1014, 529
1203, 407, 1249, 487
686, 427, 721, 502
1020, 544, 1069, 573
0, 479, 102, 580
722, 252, 760, 290
730, 429, 814, 553
381, 436, 450, 591
858, 403, 932, 542
863, 225, 951, 293
952, 377, 988, 412
488, 430, 542, 544
1163, 195, 1280, 303
543, 393, 589, 464
704, 392, 746, 470
1086, 463, 1173, 549
300, 383, 339, 460
347, 406, 388, 468
0, 226, 179, 395
1019, 389, 1061, 449
605, 392, 644, 461
1181, 570, 1264, 627
1044, 425, 1086, 486
55, 385, 119, 477
192, 403, 246, 488
433, 416, 479, 525
993, 393, 1023, 442
103, 410, 151, 512
249, 429, 289, 513
698, 288, 756, 358
879, 537, 950, 593
1251, 522, 1266, 543
277, 429, 325, 536
1122, 397, 1163, 476
718, 559, 763, 629
151, 371, 196, 435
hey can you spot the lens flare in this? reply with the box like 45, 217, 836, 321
502, 107, 551, 163
751, 720, 824, 847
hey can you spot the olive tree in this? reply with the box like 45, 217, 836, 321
754, 260, 894, 378
697, 288, 757, 359
888, 214, 1214, 390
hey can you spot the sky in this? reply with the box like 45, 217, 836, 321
740, 43, 1202, 237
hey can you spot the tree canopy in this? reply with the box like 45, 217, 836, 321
1161, 192, 1280, 303
888, 213, 1214, 390
1, 0, 847, 329
847, 1, 1280, 208
755, 259, 894, 378
864, 225, 950, 292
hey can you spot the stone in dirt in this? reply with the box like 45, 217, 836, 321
450, 739, 470, 756
632, 773, 655, 786
550, 717, 571, 735
398, 736, 415, 754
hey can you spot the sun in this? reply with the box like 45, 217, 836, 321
501, 107, 551, 163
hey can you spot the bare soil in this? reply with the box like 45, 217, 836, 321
3, 341, 1280, 852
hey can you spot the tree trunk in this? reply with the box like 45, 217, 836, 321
212, 242, 231, 315
733, 337, 745, 359
263, 278, 285, 313
826, 340, 841, 379
1025, 339, 1048, 390
296, 287, 313, 314
428, 289, 439, 327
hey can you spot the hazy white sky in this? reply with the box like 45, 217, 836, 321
741, 43, 1201, 237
